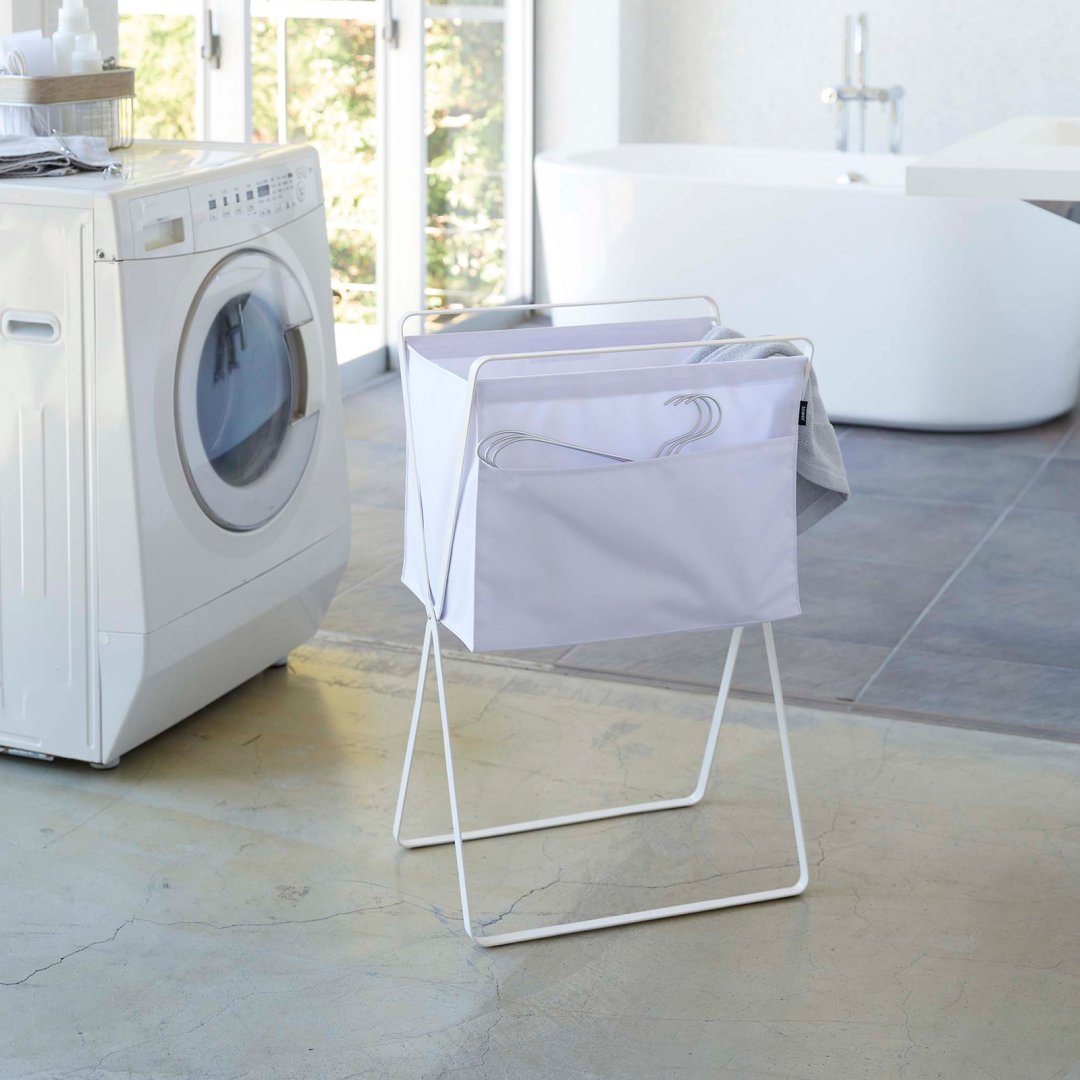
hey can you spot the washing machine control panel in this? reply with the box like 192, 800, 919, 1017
189, 158, 320, 251
126, 155, 321, 260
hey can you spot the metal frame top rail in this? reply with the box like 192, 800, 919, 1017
397, 294, 722, 345
467, 335, 815, 379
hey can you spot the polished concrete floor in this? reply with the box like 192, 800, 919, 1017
337, 374, 1080, 741
3, 638, 1079, 1079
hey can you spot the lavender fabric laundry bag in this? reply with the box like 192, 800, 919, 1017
401, 319, 809, 652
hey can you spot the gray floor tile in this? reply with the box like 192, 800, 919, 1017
559, 629, 730, 688
969, 508, 1080, 582
840, 429, 1041, 506
325, 568, 572, 665
734, 629, 892, 702
1018, 457, 1080, 513
322, 569, 431, 646
346, 439, 406, 509
799, 495, 997, 571
559, 626, 890, 704
341, 375, 405, 443
906, 563, 1080, 670
860, 648, 1080, 737
1053, 420, 1080, 460
337, 506, 404, 593
790, 555, 950, 647
488, 643, 576, 666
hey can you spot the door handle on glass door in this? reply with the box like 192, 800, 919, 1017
382, 0, 400, 48
201, 10, 222, 69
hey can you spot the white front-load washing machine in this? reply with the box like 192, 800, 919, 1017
0, 140, 350, 767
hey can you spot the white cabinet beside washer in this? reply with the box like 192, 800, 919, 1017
0, 204, 94, 763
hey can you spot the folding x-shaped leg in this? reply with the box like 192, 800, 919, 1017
392, 621, 808, 946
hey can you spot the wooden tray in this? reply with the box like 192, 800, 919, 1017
0, 67, 134, 106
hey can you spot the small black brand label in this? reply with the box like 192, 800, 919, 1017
798, 400, 808, 426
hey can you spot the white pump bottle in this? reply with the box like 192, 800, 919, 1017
52, 0, 94, 74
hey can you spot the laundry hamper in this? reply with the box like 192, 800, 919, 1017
394, 296, 811, 945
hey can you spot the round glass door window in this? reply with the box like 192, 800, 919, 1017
176, 250, 320, 531
197, 292, 293, 486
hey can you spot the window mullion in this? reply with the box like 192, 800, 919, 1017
503, 0, 533, 304
202, 0, 252, 142
275, 9, 287, 142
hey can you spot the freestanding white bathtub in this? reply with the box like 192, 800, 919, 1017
535, 144, 1080, 429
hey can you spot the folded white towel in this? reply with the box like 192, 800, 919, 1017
0, 134, 117, 178
684, 324, 850, 534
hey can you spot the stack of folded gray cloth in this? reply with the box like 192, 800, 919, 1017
685, 324, 850, 533
0, 135, 118, 178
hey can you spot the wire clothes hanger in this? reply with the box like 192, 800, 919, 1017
477, 394, 723, 468
654, 394, 722, 457
477, 431, 631, 468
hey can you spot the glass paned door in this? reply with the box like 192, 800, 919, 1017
116, 0, 533, 371
423, 0, 530, 314
425, 4, 505, 309
250, 1, 382, 371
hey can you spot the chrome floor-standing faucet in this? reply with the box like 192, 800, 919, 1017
822, 13, 904, 153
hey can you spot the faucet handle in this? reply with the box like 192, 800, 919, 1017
868, 84, 905, 104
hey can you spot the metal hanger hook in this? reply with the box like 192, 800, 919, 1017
656, 394, 722, 457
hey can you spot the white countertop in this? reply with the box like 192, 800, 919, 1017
906, 116, 1080, 200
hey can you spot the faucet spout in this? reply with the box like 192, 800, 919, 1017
822, 13, 904, 154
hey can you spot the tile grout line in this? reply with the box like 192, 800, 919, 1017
851, 420, 1079, 704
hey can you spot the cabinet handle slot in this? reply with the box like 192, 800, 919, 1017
2, 311, 61, 344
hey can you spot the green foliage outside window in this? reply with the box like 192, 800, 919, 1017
118, 10, 508, 324
251, 17, 379, 327
119, 14, 195, 141
425, 16, 506, 310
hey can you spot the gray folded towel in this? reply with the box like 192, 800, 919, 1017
0, 135, 118, 178
685, 324, 849, 533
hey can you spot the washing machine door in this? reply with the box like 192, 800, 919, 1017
176, 249, 320, 531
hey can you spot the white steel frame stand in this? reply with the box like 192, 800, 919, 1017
394, 298, 810, 947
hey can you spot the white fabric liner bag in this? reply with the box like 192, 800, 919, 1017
401, 316, 808, 653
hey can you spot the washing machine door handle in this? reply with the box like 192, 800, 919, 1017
282, 320, 313, 420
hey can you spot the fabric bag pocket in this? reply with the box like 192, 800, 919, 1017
470, 435, 800, 652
